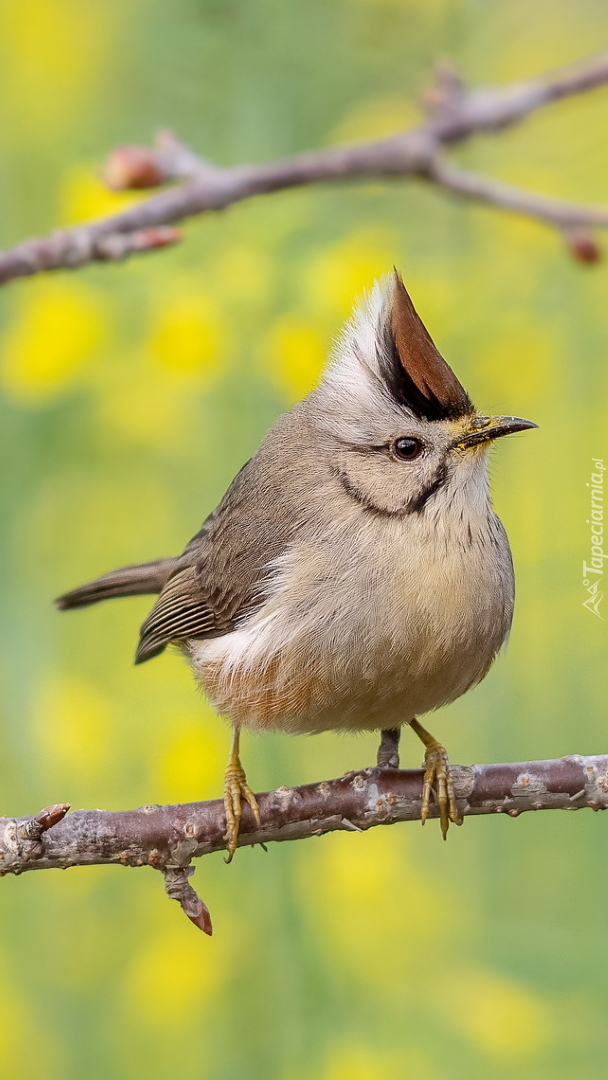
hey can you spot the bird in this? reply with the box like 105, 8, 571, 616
56, 271, 537, 857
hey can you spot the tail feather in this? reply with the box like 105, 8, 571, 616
55, 557, 178, 611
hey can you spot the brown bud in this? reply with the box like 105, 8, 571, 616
129, 227, 182, 251
187, 903, 213, 936
94, 227, 182, 262
16, 803, 70, 842
36, 803, 71, 831
421, 59, 465, 113
566, 231, 601, 264
103, 146, 168, 191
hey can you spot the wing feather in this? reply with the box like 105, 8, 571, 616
135, 568, 220, 664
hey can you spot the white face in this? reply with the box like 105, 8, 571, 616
327, 413, 491, 517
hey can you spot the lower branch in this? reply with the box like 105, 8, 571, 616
2, 754, 605, 934
1, 752, 605, 870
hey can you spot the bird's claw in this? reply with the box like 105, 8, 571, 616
420, 742, 462, 839
223, 760, 260, 863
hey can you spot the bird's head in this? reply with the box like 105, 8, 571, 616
311, 270, 537, 517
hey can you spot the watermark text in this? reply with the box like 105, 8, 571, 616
582, 457, 605, 619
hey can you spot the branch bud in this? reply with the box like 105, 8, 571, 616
103, 146, 169, 191
565, 230, 601, 263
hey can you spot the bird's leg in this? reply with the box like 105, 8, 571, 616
223, 726, 260, 863
408, 718, 462, 840
377, 727, 401, 769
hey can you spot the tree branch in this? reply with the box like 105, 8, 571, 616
1, 50, 608, 285
2, 754, 606, 935
428, 157, 608, 231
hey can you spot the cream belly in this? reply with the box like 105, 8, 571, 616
189, 509, 514, 735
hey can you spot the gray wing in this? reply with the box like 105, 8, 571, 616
135, 432, 310, 663
135, 566, 228, 663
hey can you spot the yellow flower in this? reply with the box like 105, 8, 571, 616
304, 231, 395, 318
155, 712, 226, 804
147, 292, 227, 376
59, 165, 138, 226
0, 0, 117, 134
123, 926, 227, 1025
260, 316, 328, 402
438, 966, 554, 1060
0, 948, 63, 1077
297, 828, 455, 990
321, 1043, 437, 1080
0, 279, 106, 404
32, 676, 115, 782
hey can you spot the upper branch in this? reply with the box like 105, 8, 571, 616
1, 50, 608, 285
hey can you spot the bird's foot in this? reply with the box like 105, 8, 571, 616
377, 727, 401, 769
420, 741, 462, 840
223, 757, 260, 863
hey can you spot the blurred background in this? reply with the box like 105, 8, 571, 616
0, 1, 607, 1077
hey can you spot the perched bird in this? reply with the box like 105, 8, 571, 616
56, 272, 536, 856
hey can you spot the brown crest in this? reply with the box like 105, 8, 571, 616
381, 270, 473, 421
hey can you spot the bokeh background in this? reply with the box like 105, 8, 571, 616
1, 1, 607, 1077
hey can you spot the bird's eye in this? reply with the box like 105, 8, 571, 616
393, 437, 423, 461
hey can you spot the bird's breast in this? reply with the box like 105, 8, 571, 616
190, 508, 515, 733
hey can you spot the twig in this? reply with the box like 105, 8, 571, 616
1, 755, 606, 931
428, 158, 608, 230
164, 867, 213, 936
1, 51, 608, 285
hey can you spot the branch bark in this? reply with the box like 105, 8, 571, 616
1, 50, 608, 285
2, 755, 606, 934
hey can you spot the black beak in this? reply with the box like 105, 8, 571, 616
453, 415, 538, 450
